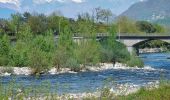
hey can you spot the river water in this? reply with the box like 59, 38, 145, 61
1, 53, 170, 94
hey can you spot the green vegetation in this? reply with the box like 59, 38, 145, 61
4, 9, 168, 74
126, 51, 144, 67
116, 16, 166, 34
115, 81, 170, 100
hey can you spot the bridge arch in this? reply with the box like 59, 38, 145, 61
129, 39, 170, 55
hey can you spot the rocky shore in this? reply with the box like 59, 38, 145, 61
0, 62, 156, 76
139, 48, 166, 54
12, 81, 160, 100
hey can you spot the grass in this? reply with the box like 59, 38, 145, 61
84, 81, 170, 100
115, 82, 170, 100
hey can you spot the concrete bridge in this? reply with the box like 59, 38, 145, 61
70, 34, 170, 54
114, 35, 170, 54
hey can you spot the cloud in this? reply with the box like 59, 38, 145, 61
32, 0, 84, 4
71, 0, 84, 3
0, 0, 20, 9
139, 0, 147, 2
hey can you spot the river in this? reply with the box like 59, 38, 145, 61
1, 53, 170, 94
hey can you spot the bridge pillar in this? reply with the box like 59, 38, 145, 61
127, 46, 139, 55
127, 46, 133, 54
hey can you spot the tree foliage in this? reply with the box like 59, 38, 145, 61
116, 16, 139, 34
136, 21, 165, 33
0, 10, 149, 73
0, 35, 10, 65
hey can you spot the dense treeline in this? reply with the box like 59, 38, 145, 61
0, 25, 144, 74
116, 16, 166, 34
0, 9, 166, 36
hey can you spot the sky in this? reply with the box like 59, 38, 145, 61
0, 0, 145, 18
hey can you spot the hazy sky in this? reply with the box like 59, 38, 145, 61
0, 0, 145, 18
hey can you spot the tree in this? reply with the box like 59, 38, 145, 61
47, 15, 60, 35
10, 13, 23, 35
76, 39, 101, 67
0, 35, 10, 65
16, 24, 33, 42
28, 47, 49, 74
94, 7, 113, 24
154, 24, 165, 33
100, 24, 130, 63
9, 40, 29, 67
23, 12, 31, 22
8, 25, 33, 67
28, 14, 48, 35
53, 26, 75, 69
116, 16, 139, 34
136, 21, 156, 33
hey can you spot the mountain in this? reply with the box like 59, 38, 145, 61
120, 0, 170, 22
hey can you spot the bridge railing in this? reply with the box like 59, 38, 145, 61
117, 33, 170, 36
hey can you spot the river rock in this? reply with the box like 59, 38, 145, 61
2, 72, 11, 76
13, 67, 32, 75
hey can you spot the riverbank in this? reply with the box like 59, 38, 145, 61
139, 48, 167, 54
2, 80, 166, 100
0, 62, 149, 76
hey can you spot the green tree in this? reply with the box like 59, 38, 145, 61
8, 25, 33, 67
16, 24, 33, 42
23, 12, 31, 22
28, 47, 49, 74
0, 35, 10, 65
154, 24, 165, 33
116, 16, 139, 34
53, 26, 75, 69
94, 7, 113, 24
136, 21, 156, 33
9, 40, 29, 67
30, 30, 55, 67
100, 24, 130, 63
10, 13, 23, 35
28, 14, 48, 35
47, 15, 60, 34
76, 39, 101, 67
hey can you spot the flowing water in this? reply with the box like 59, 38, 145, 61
1, 53, 170, 94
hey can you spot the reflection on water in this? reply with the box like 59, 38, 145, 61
1, 53, 170, 94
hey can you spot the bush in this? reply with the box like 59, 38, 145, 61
28, 47, 49, 74
100, 40, 130, 63
8, 40, 29, 67
126, 51, 144, 67
31, 34, 55, 53
0, 35, 10, 66
66, 57, 80, 72
116, 83, 170, 100
76, 40, 101, 67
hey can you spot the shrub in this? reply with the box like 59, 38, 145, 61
66, 57, 80, 72
28, 47, 49, 74
8, 40, 29, 67
53, 47, 69, 69
126, 51, 144, 67
76, 39, 101, 67
0, 35, 10, 66
100, 40, 130, 63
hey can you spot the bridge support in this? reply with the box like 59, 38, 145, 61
127, 46, 139, 55
127, 46, 133, 54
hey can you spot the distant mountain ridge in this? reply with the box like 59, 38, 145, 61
120, 0, 170, 22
